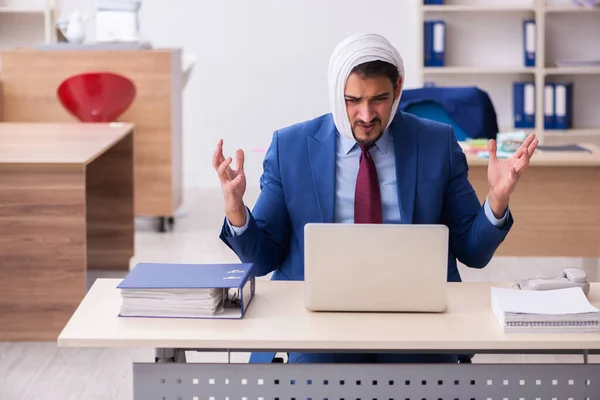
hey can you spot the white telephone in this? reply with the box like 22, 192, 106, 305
515, 268, 590, 296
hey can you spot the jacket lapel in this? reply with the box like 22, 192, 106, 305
391, 112, 418, 224
307, 116, 336, 222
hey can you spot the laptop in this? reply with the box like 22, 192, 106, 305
303, 223, 449, 313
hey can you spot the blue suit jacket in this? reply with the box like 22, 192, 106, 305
220, 110, 513, 283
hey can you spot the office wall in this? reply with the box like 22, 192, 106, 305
58, 0, 422, 189
2, 1, 598, 189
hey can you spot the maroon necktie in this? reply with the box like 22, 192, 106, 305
354, 144, 382, 224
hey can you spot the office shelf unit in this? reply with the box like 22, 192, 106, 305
419, 0, 600, 144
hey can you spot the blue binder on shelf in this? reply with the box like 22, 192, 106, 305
117, 262, 256, 319
424, 20, 445, 67
432, 20, 445, 67
554, 82, 573, 130
424, 21, 433, 67
523, 19, 536, 67
424, 0, 444, 4
544, 83, 555, 130
513, 82, 535, 129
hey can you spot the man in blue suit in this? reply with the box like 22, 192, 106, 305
213, 33, 538, 363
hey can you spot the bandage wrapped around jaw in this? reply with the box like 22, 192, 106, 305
327, 33, 406, 140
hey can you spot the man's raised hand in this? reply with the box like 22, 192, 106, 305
213, 139, 247, 227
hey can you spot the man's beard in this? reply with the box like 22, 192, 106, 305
352, 118, 383, 146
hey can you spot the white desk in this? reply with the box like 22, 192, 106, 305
58, 279, 600, 399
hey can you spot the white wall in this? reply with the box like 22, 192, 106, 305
3, 0, 598, 188
58, 0, 421, 189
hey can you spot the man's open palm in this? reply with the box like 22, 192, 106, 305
487, 133, 538, 200
213, 139, 246, 210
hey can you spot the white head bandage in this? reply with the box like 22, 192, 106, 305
327, 33, 405, 140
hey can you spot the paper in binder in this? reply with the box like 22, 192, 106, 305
116, 262, 255, 319
491, 286, 600, 334
554, 82, 573, 130
544, 83, 555, 130
555, 59, 600, 67
513, 82, 535, 129
523, 19, 536, 67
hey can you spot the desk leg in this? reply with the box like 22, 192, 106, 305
0, 164, 86, 341
155, 348, 187, 363
86, 133, 134, 270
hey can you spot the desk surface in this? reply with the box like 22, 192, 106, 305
464, 142, 600, 167
58, 279, 600, 351
0, 122, 134, 165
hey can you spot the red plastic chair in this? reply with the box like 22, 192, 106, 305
57, 72, 136, 122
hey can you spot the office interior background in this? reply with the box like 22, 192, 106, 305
0, 0, 599, 398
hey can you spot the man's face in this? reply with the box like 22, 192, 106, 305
344, 73, 401, 146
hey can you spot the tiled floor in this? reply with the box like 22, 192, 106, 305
1, 187, 598, 400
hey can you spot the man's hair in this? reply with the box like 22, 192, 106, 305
350, 60, 399, 88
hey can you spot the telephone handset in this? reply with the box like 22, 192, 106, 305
515, 268, 590, 296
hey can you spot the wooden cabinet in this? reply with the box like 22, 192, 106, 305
0, 48, 183, 223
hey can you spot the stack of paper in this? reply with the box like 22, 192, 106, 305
536, 144, 591, 153
120, 287, 225, 318
461, 138, 488, 154
475, 131, 530, 159
555, 59, 600, 67
117, 262, 255, 319
491, 287, 600, 333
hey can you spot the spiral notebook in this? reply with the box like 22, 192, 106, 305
491, 286, 600, 333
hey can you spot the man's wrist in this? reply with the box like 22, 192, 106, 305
487, 189, 509, 219
226, 204, 247, 227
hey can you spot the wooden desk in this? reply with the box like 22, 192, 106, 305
0, 48, 183, 227
58, 280, 600, 399
464, 143, 600, 257
0, 122, 134, 341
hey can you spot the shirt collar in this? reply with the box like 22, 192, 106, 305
338, 127, 391, 156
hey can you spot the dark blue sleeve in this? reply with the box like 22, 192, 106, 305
219, 131, 292, 276
442, 128, 513, 269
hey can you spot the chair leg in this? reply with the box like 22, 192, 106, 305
157, 216, 175, 233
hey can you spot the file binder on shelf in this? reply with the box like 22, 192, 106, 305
424, 0, 444, 4
554, 82, 573, 130
424, 20, 445, 67
523, 19, 536, 67
544, 83, 555, 130
513, 82, 535, 129
432, 20, 445, 67
116, 262, 256, 319
424, 21, 432, 67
